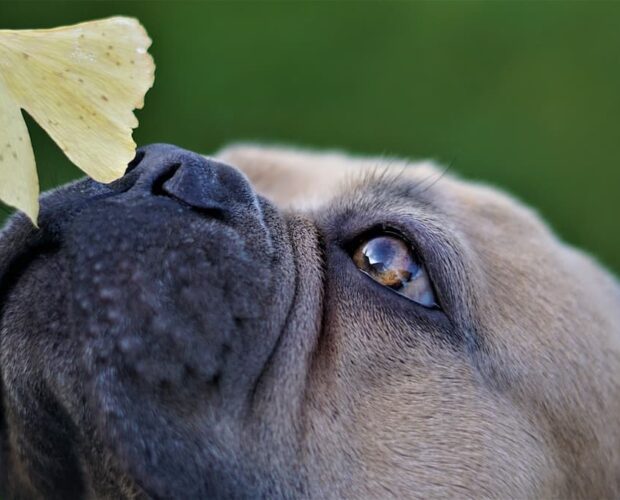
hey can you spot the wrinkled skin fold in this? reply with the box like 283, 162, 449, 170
1, 143, 619, 499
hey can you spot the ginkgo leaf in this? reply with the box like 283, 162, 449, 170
0, 16, 155, 224
0, 75, 39, 221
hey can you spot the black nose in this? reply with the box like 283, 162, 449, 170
121, 143, 256, 213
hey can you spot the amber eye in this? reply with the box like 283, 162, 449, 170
352, 235, 437, 308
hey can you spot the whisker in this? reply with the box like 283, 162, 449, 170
413, 157, 455, 195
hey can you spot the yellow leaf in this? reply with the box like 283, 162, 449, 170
0, 16, 155, 224
0, 75, 39, 222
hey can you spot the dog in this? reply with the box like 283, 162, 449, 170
0, 143, 618, 499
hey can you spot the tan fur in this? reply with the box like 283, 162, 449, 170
217, 144, 620, 499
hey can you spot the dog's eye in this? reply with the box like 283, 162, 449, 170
352, 235, 437, 308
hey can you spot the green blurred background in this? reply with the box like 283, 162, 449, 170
1, 1, 619, 274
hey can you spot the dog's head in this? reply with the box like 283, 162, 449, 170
1, 144, 619, 498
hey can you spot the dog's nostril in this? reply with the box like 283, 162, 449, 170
151, 163, 181, 197
125, 149, 146, 174
105, 149, 148, 194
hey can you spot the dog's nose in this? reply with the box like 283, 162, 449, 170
121, 143, 256, 213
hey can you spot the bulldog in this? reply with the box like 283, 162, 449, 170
0, 144, 618, 499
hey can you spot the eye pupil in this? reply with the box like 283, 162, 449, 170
352, 234, 438, 308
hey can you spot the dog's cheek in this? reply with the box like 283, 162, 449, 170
87, 369, 265, 499
0, 257, 87, 499
74, 244, 287, 498
0, 359, 8, 497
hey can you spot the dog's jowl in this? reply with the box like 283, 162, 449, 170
1, 144, 619, 499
